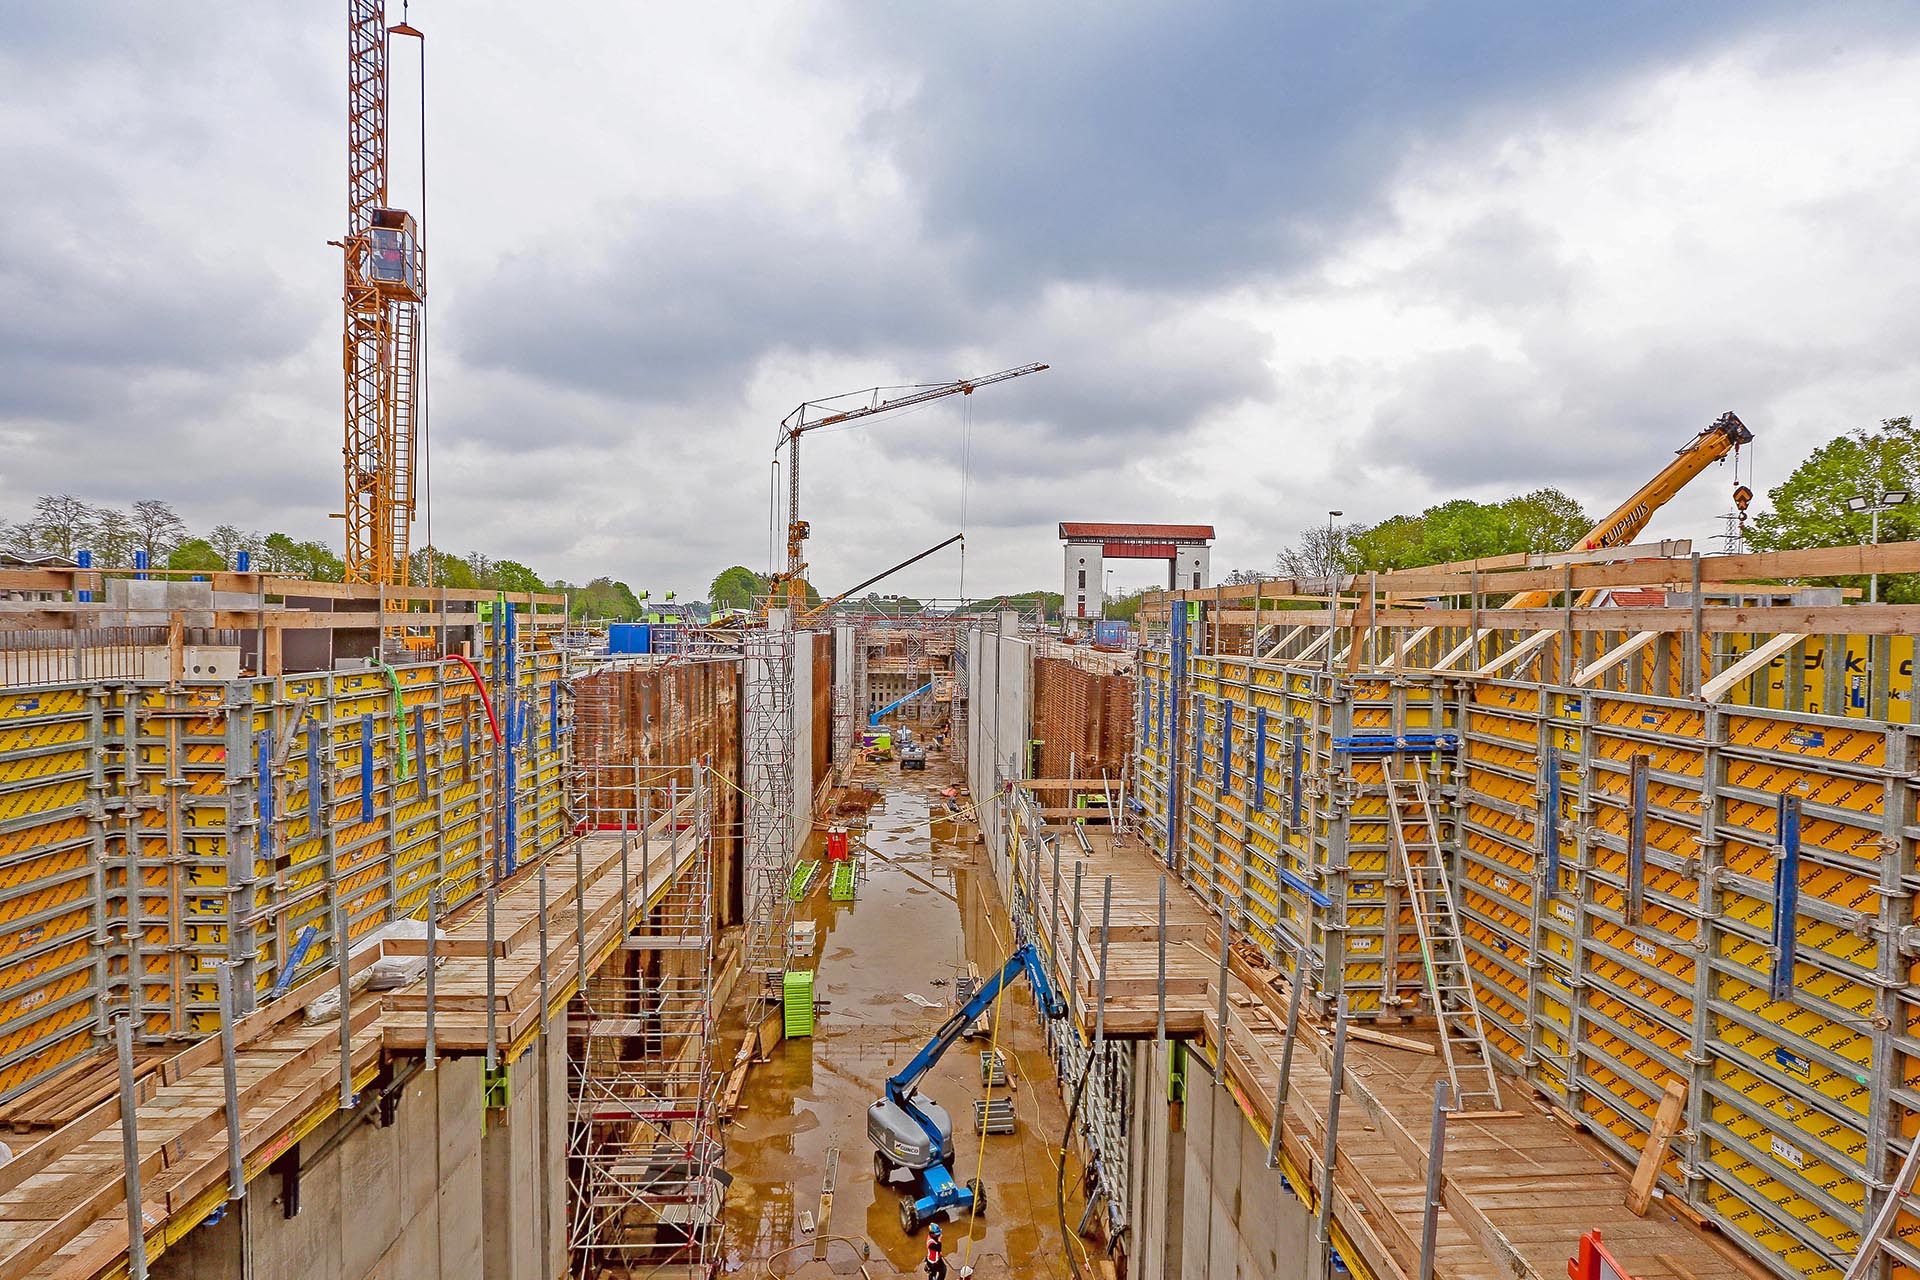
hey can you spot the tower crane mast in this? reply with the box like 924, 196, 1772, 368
772, 363, 1049, 615
339, 1, 425, 587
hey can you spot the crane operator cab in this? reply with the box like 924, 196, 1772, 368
366, 208, 422, 301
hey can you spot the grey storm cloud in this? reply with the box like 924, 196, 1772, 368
452, 204, 972, 407
455, 203, 1277, 467
1350, 335, 1818, 498
7, 2, 1919, 593
815, 0, 1879, 293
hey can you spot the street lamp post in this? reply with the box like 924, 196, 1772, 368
1105, 568, 1114, 619
1324, 510, 1344, 673
1846, 490, 1910, 604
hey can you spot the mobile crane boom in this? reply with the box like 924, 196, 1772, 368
1503, 412, 1752, 609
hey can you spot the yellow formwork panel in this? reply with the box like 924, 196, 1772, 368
1715, 952, 1874, 1088
1704, 1172, 1851, 1280
1732, 634, 1918, 724
1459, 921, 1528, 1063
1536, 984, 1572, 1096
0, 686, 108, 1096
1705, 1084, 1865, 1264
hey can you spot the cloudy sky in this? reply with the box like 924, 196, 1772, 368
4, 3, 1917, 600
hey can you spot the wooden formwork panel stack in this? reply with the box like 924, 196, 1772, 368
1033, 655, 1133, 784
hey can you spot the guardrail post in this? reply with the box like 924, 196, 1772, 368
1314, 997, 1349, 1268
1418, 1080, 1451, 1280
425, 888, 439, 1071
116, 1016, 148, 1280
216, 963, 245, 1200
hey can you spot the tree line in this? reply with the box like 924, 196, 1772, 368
1, 493, 672, 620
1248, 416, 1916, 602
1254, 487, 1592, 583
5, 494, 350, 577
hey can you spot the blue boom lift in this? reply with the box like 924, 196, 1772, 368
867, 940, 1067, 1234
867, 940, 1067, 1228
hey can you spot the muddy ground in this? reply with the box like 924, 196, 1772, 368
717, 756, 1074, 1278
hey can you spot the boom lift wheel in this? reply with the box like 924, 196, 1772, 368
967, 1177, 987, 1217
900, 1196, 920, 1235
874, 1150, 893, 1183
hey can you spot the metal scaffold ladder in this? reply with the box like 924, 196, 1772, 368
1384, 766, 1501, 1111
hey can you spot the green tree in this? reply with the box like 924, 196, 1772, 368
1747, 417, 1920, 602
1347, 513, 1428, 571
257, 532, 301, 574
572, 577, 645, 620
167, 538, 226, 573
492, 559, 545, 595
1499, 488, 1590, 554
408, 546, 479, 589
1337, 487, 1591, 574
294, 540, 345, 582
709, 565, 767, 613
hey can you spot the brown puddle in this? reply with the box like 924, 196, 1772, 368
717, 759, 1074, 1278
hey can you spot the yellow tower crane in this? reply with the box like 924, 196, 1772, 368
336, 1, 426, 588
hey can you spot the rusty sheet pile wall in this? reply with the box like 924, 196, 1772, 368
1135, 547, 1920, 1279
1032, 652, 1134, 784
570, 658, 741, 926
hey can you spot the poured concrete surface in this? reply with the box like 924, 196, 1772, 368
719, 759, 1074, 1278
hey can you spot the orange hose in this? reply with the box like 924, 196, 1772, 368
442, 654, 502, 742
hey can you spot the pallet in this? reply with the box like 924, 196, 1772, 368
0, 1048, 171, 1134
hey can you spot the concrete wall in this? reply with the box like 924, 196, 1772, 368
154, 1031, 567, 1280
483, 1026, 568, 1280
966, 615, 1031, 889
791, 632, 814, 853
1129, 1041, 1186, 1280
1177, 1047, 1312, 1280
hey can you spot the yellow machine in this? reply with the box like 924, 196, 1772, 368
1504, 412, 1752, 609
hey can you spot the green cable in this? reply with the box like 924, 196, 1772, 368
375, 660, 414, 781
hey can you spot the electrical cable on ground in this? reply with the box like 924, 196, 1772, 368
1057, 1052, 1097, 1280
756, 1235, 882, 1279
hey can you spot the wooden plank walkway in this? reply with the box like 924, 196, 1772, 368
1034, 825, 1766, 1280
0, 797, 706, 1280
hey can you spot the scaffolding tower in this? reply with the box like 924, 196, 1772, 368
742, 625, 795, 995
565, 766, 723, 1277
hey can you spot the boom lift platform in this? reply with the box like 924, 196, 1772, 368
868, 940, 1066, 1234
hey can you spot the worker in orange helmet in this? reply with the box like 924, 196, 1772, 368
925, 1221, 948, 1279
